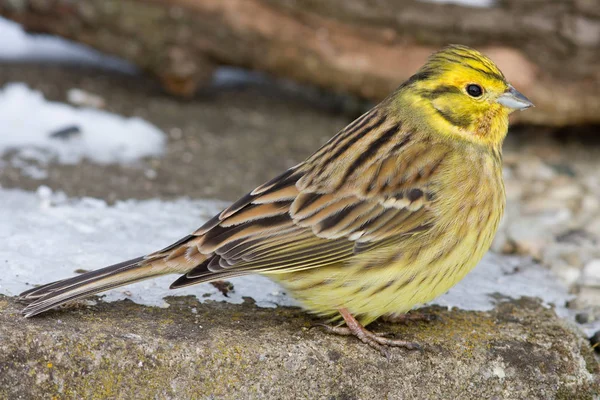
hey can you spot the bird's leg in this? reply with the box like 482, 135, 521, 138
382, 311, 439, 324
321, 308, 422, 357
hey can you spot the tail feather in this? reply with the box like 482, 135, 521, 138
19, 257, 145, 301
19, 256, 169, 318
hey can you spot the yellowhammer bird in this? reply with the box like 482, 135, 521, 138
19, 45, 532, 355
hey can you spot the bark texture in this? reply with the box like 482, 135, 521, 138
1, 0, 600, 125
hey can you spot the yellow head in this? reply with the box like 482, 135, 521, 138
394, 45, 533, 148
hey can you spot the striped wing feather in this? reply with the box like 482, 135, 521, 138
169, 109, 447, 288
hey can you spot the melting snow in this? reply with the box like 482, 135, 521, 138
0, 187, 295, 309
1, 187, 595, 335
0, 83, 166, 170
0, 17, 135, 72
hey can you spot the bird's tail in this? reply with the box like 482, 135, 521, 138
19, 256, 175, 318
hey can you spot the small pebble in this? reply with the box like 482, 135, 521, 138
49, 125, 81, 140
582, 260, 600, 287
145, 169, 158, 180
67, 88, 106, 108
575, 313, 589, 324
210, 280, 234, 297
170, 127, 183, 140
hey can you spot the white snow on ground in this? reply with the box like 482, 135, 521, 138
0, 19, 161, 176
0, 187, 296, 309
420, 0, 493, 7
1, 187, 596, 336
0, 17, 135, 72
0, 83, 166, 172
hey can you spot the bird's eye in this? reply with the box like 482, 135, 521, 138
466, 84, 483, 97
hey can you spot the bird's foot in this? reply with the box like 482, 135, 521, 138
382, 311, 439, 324
320, 308, 422, 358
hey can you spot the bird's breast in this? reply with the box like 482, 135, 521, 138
272, 148, 505, 324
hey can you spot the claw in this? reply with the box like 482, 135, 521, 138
320, 308, 422, 357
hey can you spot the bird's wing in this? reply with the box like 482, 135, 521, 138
166, 108, 450, 288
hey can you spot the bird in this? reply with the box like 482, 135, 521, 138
18, 45, 533, 355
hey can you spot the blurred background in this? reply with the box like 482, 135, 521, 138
0, 0, 598, 349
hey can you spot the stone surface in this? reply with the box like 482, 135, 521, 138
1, 296, 598, 399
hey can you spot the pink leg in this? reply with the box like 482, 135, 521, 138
321, 308, 422, 357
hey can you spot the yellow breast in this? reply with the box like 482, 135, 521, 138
271, 147, 505, 325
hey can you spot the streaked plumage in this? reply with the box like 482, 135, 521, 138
19, 45, 533, 354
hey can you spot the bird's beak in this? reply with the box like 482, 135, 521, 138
497, 85, 534, 110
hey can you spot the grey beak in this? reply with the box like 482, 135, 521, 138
497, 85, 534, 110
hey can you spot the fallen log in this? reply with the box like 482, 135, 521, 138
1, 0, 599, 125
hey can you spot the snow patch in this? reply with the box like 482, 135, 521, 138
0, 187, 295, 309
1, 187, 595, 335
0, 83, 166, 168
0, 17, 135, 72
